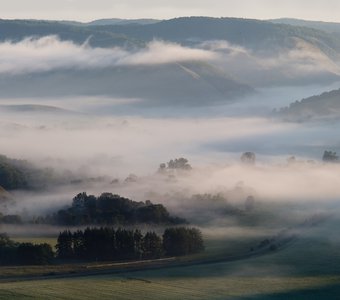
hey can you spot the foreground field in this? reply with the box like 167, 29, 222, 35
1, 218, 340, 299
0, 273, 339, 300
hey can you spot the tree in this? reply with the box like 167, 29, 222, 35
167, 158, 192, 170
17, 243, 54, 265
142, 232, 163, 259
124, 174, 138, 183
56, 230, 74, 259
0, 233, 15, 247
136, 204, 170, 224
322, 150, 339, 162
52, 192, 186, 226
0, 233, 17, 265
241, 152, 256, 165
158, 163, 167, 174
163, 227, 204, 256
73, 230, 85, 258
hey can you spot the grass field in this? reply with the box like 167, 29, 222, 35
0, 273, 339, 300
1, 215, 340, 299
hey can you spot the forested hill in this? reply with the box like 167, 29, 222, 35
0, 19, 138, 48
277, 88, 340, 122
98, 17, 340, 55
270, 18, 340, 34
1, 17, 340, 55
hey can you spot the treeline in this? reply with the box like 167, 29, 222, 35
43, 192, 186, 226
57, 227, 204, 261
0, 233, 54, 265
0, 213, 22, 224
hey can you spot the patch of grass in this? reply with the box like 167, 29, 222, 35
0, 274, 339, 300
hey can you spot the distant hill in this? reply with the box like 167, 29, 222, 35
0, 62, 253, 106
276, 88, 340, 121
96, 17, 340, 59
0, 17, 339, 99
87, 18, 161, 26
0, 19, 139, 48
1, 17, 340, 55
270, 18, 340, 35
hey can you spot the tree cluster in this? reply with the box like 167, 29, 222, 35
56, 227, 204, 261
240, 152, 256, 165
323, 150, 339, 162
159, 158, 192, 173
0, 233, 54, 265
0, 155, 28, 190
48, 192, 185, 226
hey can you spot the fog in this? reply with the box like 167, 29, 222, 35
0, 37, 217, 75
1, 108, 340, 218
0, 36, 340, 235
0, 36, 338, 87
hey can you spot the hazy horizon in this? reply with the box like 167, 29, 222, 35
1, 0, 340, 23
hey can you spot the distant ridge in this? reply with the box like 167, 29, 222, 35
269, 18, 340, 34
0, 16, 340, 53
87, 18, 161, 26
277, 88, 340, 122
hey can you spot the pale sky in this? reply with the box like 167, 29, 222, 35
1, 0, 340, 22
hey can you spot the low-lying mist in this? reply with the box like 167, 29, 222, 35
0, 101, 340, 219
0, 35, 340, 240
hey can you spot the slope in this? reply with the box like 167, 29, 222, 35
277, 88, 340, 121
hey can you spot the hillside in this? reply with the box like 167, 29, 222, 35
0, 19, 139, 48
277, 88, 340, 121
87, 18, 161, 26
0, 17, 339, 100
1, 17, 340, 55
270, 18, 340, 34
97, 17, 340, 58
0, 63, 253, 106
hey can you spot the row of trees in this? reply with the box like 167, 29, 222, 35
0, 213, 22, 224
45, 192, 186, 226
56, 227, 204, 261
0, 233, 54, 265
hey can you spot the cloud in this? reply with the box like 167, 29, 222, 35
0, 36, 217, 75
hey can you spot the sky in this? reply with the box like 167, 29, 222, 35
0, 0, 340, 22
